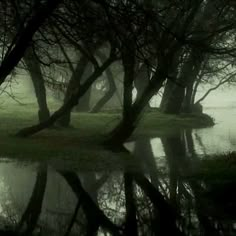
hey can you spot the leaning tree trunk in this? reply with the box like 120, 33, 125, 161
24, 49, 50, 122
58, 56, 89, 127
90, 66, 116, 113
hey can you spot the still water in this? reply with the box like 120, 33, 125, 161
0, 107, 236, 235
126, 107, 236, 157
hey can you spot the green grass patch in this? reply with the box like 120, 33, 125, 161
136, 110, 214, 137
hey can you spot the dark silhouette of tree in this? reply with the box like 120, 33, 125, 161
57, 55, 90, 127
160, 0, 236, 114
0, 0, 62, 85
4, 1, 52, 122
124, 172, 138, 236
24, 48, 50, 122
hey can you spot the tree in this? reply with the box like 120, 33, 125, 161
90, 51, 117, 113
11, 0, 236, 147
23, 48, 50, 122
16, 50, 117, 137
0, 0, 62, 85
160, 0, 236, 114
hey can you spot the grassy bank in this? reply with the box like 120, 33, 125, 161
0, 102, 214, 162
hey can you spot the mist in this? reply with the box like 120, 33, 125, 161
0, 1, 236, 235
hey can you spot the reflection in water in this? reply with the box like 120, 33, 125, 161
1, 132, 236, 236
133, 108, 236, 158
161, 130, 236, 236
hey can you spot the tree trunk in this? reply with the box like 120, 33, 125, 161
182, 54, 204, 113
160, 50, 183, 113
24, 49, 50, 122
159, 79, 175, 111
163, 85, 185, 114
134, 63, 150, 106
122, 44, 136, 125
0, 0, 62, 85
161, 1, 215, 115
104, 68, 167, 147
90, 52, 117, 113
182, 80, 195, 113
191, 77, 201, 105
58, 56, 89, 127
16, 56, 115, 137
17, 164, 47, 235
162, 50, 199, 114
90, 66, 116, 112
124, 173, 138, 236
102, 45, 137, 147
103, 43, 136, 148
75, 63, 93, 112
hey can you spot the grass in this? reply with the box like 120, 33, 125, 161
137, 110, 214, 137
0, 100, 214, 168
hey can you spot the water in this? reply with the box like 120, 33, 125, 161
0, 107, 236, 235
126, 107, 236, 157
192, 107, 236, 155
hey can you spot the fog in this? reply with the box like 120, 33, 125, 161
0, 0, 236, 235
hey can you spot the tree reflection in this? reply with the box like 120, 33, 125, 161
1, 137, 236, 235
161, 130, 236, 235
17, 164, 47, 236
124, 172, 137, 236
59, 171, 121, 236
